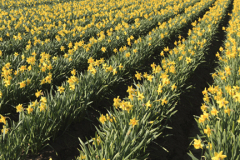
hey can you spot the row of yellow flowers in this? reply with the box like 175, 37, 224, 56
0, 0, 211, 158
0, 0, 189, 113
189, 0, 240, 159
77, 0, 230, 158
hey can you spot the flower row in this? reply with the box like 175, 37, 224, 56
190, 0, 240, 159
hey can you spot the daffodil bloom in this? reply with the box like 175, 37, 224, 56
128, 94, 134, 101
79, 155, 86, 160
147, 75, 154, 82
169, 66, 176, 73
161, 97, 168, 105
88, 57, 94, 64
162, 78, 170, 85
204, 125, 211, 137
113, 68, 117, 75
135, 71, 142, 80
1, 125, 8, 134
113, 96, 121, 108
124, 102, 133, 112
28, 65, 32, 71
113, 48, 118, 53
101, 47, 106, 52
125, 52, 130, 58
211, 107, 218, 116
202, 88, 208, 95
145, 100, 152, 109
26, 105, 33, 114
126, 86, 135, 94
137, 92, 144, 101
19, 81, 26, 88
40, 97, 47, 103
118, 63, 123, 70
70, 84, 75, 90
99, 114, 106, 124
0, 115, 6, 124
4, 79, 11, 87
26, 78, 31, 85
39, 103, 47, 112
58, 86, 65, 94
171, 83, 177, 91
71, 69, 76, 75
233, 92, 240, 103
217, 98, 228, 108
143, 72, 148, 78
198, 115, 206, 123
224, 66, 231, 75
14, 52, 19, 57
129, 117, 138, 127
178, 56, 183, 60
224, 107, 231, 116
16, 104, 24, 112
211, 151, 227, 160
203, 112, 209, 120
60, 46, 65, 51
186, 57, 192, 64
193, 139, 202, 149
106, 65, 113, 72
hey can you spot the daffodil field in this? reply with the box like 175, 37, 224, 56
189, 0, 240, 159
0, 0, 238, 159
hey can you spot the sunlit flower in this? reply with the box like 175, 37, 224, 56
204, 125, 211, 137
99, 114, 106, 124
26, 105, 33, 114
137, 92, 144, 101
1, 125, 8, 134
193, 139, 202, 149
16, 104, 24, 113
101, 47, 106, 52
58, 86, 65, 94
135, 71, 142, 80
211, 151, 227, 160
35, 90, 42, 98
0, 115, 6, 124
129, 117, 138, 127
19, 81, 26, 88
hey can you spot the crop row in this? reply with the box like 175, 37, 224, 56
189, 0, 240, 159
0, 0, 214, 158
76, 0, 231, 159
